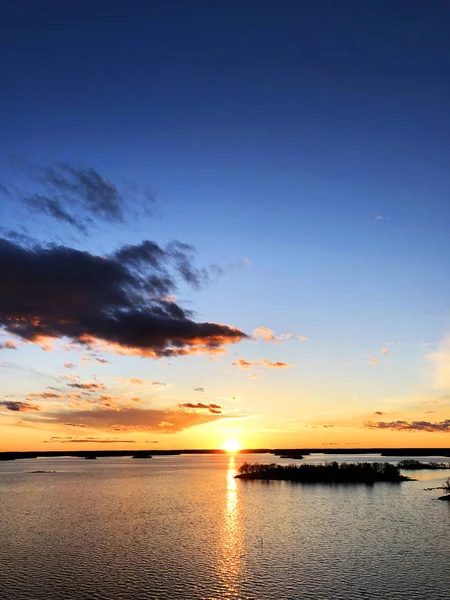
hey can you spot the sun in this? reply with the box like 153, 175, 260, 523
222, 439, 241, 453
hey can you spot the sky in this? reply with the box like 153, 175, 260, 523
0, 0, 449, 451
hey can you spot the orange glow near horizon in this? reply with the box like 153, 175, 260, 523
222, 439, 241, 453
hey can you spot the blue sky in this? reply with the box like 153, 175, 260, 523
1, 1, 449, 449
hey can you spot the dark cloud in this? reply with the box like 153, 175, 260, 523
0, 238, 247, 358
0, 400, 40, 412
68, 382, 107, 392
63, 362, 74, 369
374, 411, 384, 415
5, 162, 157, 232
25, 194, 86, 231
28, 391, 63, 399
95, 358, 110, 364
365, 420, 450, 433
194, 387, 204, 392
179, 402, 222, 414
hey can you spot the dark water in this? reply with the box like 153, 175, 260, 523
1, 453, 449, 600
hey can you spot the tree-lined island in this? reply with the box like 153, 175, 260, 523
236, 462, 413, 484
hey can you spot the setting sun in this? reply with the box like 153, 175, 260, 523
222, 439, 241, 453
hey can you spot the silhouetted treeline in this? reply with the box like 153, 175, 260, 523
397, 459, 450, 470
236, 462, 411, 483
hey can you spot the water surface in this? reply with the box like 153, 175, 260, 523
1, 454, 449, 600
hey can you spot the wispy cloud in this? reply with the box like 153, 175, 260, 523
252, 327, 307, 342
68, 382, 107, 392
0, 340, 17, 350
427, 336, 450, 389
0, 400, 40, 412
233, 358, 292, 370
261, 360, 292, 369
232, 359, 259, 370
43, 436, 136, 444
14, 162, 156, 232
365, 419, 450, 433
179, 402, 222, 414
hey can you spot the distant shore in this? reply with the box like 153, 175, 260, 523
1, 448, 450, 461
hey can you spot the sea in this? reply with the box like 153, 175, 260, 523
1, 453, 449, 600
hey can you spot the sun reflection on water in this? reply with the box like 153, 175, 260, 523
217, 455, 243, 597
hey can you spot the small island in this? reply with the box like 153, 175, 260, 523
235, 461, 412, 484
132, 452, 153, 459
279, 455, 304, 460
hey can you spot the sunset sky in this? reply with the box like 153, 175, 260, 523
1, 1, 449, 451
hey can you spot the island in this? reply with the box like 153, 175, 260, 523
235, 461, 412, 484
397, 459, 450, 470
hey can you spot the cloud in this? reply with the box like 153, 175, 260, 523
120, 378, 166, 387
16, 163, 156, 231
365, 419, 450, 433
194, 387, 204, 392
380, 348, 389, 355
232, 359, 259, 370
375, 215, 389, 221
0, 238, 247, 358
63, 362, 74, 369
233, 358, 292, 370
179, 402, 222, 414
261, 360, 292, 368
25, 194, 86, 231
43, 437, 136, 443
252, 327, 306, 342
427, 337, 450, 389
0, 340, 17, 350
95, 358, 110, 364
374, 411, 384, 415
23, 405, 231, 432
0, 400, 40, 412
68, 382, 107, 392
27, 391, 63, 399
252, 327, 279, 342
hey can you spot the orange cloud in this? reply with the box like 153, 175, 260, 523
232, 359, 259, 370
0, 340, 17, 350
22, 405, 236, 433
252, 327, 307, 343
252, 327, 278, 342
261, 360, 292, 368
233, 358, 293, 370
